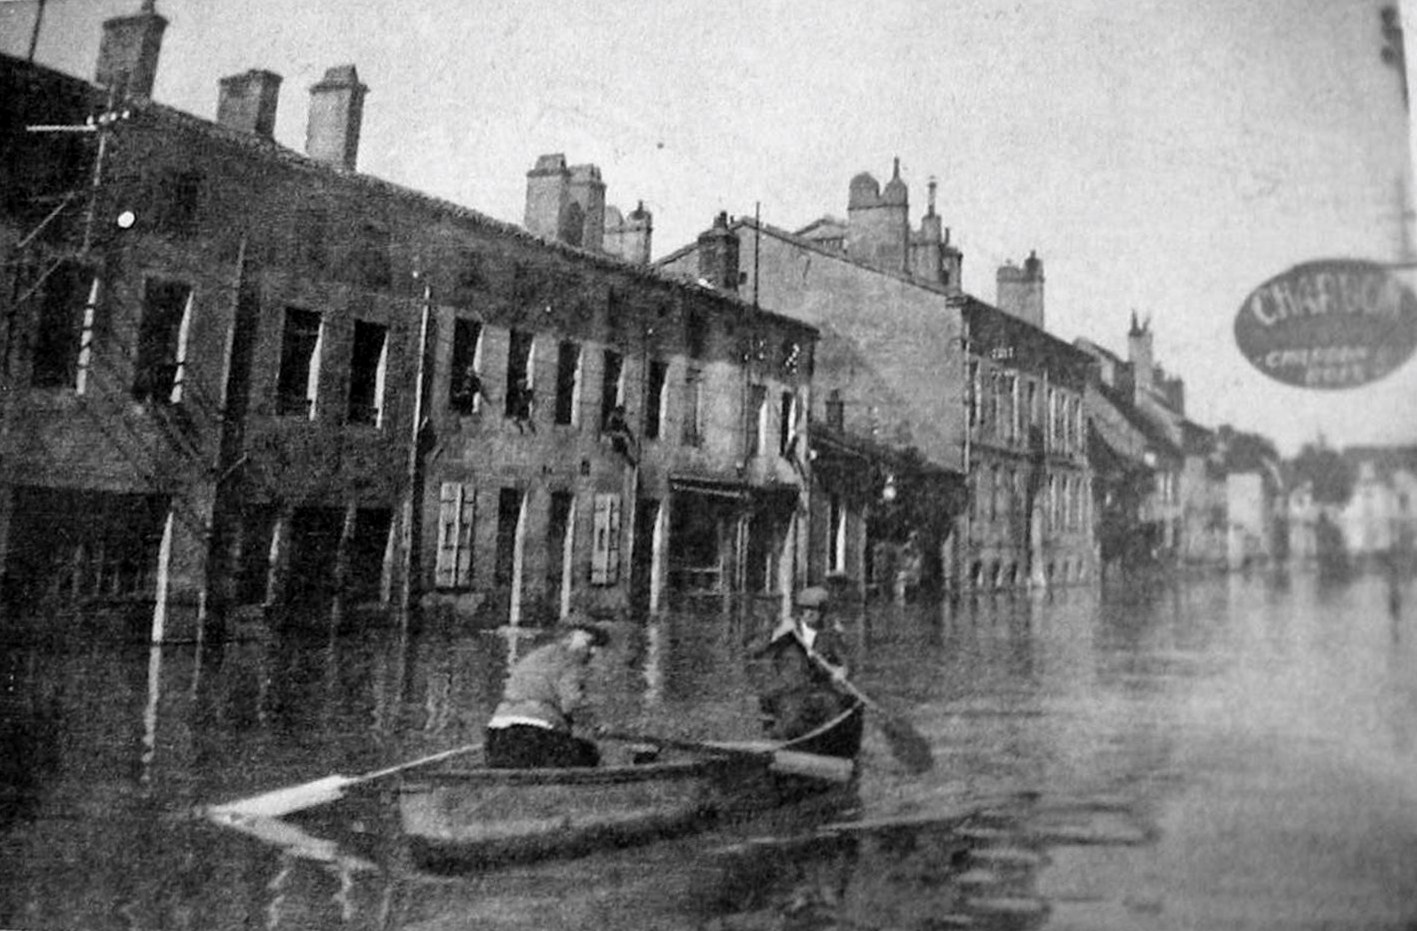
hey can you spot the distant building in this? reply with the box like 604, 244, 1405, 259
0, 17, 815, 637
1076, 315, 1243, 573
1337, 446, 1417, 565
659, 162, 1094, 594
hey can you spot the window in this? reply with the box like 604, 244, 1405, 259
990, 465, 1001, 522
547, 491, 574, 594
746, 384, 767, 456
553, 340, 581, 426
277, 308, 322, 417
825, 389, 844, 431
828, 495, 847, 573
452, 249, 484, 304
686, 309, 709, 359
590, 492, 622, 585
505, 329, 535, 422
448, 318, 484, 414
1025, 380, 1037, 428
494, 488, 523, 585
683, 369, 704, 447
778, 390, 795, 456
297, 205, 328, 273
1046, 387, 1057, 448
435, 482, 476, 589
645, 360, 668, 440
599, 349, 624, 429
1007, 374, 1019, 443
966, 361, 980, 428
30, 260, 96, 390
347, 320, 388, 426
154, 170, 202, 237
347, 223, 392, 290
132, 279, 192, 404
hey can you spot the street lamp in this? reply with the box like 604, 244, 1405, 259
882, 472, 898, 503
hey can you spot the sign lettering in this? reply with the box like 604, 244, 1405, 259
1234, 259, 1417, 389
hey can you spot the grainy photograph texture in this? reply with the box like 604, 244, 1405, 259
1, 1, 1416, 929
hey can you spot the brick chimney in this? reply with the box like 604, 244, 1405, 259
217, 69, 282, 138
306, 65, 367, 171
996, 250, 1045, 329
696, 212, 739, 292
95, 1, 168, 99
567, 164, 606, 251
525, 153, 570, 241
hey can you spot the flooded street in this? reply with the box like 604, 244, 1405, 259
4, 571, 1417, 930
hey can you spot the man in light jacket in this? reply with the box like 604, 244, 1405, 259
485, 623, 610, 768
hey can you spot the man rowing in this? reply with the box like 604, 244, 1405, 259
754, 586, 855, 741
485, 622, 610, 768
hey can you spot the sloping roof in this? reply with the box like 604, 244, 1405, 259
657, 215, 950, 296
2, 53, 817, 339
1341, 444, 1417, 479
1095, 381, 1183, 461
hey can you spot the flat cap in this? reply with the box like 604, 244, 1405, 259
795, 586, 830, 609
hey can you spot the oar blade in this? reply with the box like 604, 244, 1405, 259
207, 774, 352, 820
768, 750, 855, 784
879, 715, 934, 774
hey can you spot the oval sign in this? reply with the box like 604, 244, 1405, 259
1235, 259, 1417, 389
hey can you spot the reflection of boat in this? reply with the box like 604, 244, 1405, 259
399, 702, 864, 870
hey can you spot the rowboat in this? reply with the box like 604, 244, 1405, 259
399, 701, 865, 870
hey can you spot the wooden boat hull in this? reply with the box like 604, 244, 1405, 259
400, 704, 865, 870
401, 754, 766, 870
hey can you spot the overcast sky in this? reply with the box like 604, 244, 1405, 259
5, 0, 1415, 454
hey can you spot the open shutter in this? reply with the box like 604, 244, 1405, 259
591, 492, 622, 585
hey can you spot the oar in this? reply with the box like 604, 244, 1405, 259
599, 730, 854, 784
799, 644, 934, 774
205, 743, 482, 819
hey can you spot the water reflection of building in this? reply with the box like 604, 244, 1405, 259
0, 8, 816, 636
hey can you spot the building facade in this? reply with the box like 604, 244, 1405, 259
660, 164, 1094, 595
0, 14, 816, 638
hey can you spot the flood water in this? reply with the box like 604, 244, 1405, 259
3, 571, 1417, 930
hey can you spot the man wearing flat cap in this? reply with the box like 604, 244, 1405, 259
755, 586, 853, 740
485, 621, 610, 768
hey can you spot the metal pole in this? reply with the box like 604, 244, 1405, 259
27, 0, 46, 62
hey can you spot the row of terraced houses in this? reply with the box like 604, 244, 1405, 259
0, 5, 1296, 641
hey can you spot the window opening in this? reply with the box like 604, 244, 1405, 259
347, 320, 388, 426
554, 340, 581, 426
645, 359, 668, 440
599, 348, 624, 430
686, 309, 709, 359
505, 329, 535, 432
778, 390, 794, 456
30, 260, 95, 390
825, 389, 844, 431
132, 279, 192, 404
277, 307, 322, 417
494, 488, 522, 585
683, 368, 704, 447
449, 318, 484, 414
746, 383, 767, 457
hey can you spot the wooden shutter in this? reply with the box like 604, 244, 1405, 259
436, 482, 476, 588
591, 492, 622, 586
